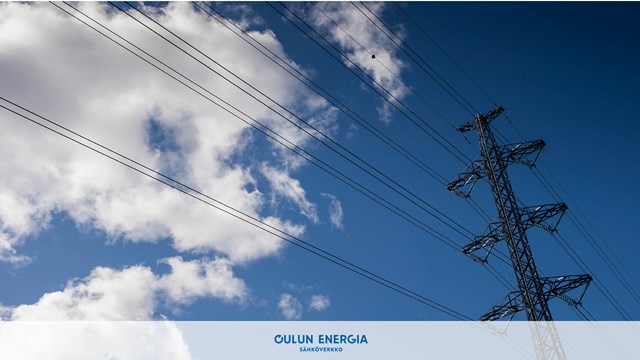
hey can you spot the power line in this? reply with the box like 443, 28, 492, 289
532, 167, 640, 308
58, 0, 527, 309
0, 97, 473, 321
51, 1, 466, 256
268, 1, 473, 165
193, 1, 448, 186
196, 1, 514, 267
112, 1, 480, 243
354, 1, 479, 116
299, 3, 515, 266
201, 3, 520, 274
268, 3, 515, 251
393, 2, 498, 107
531, 171, 632, 320
55, 1, 516, 296
53, 0, 523, 296
310, 2, 466, 139
196, 2, 512, 252
539, 162, 640, 297
551, 231, 632, 321
304, 3, 634, 320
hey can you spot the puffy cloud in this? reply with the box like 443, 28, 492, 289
309, 294, 331, 311
278, 293, 303, 320
0, 2, 334, 263
7, 265, 157, 321
262, 164, 319, 223
321, 193, 344, 230
2, 256, 247, 321
309, 2, 409, 123
158, 256, 247, 305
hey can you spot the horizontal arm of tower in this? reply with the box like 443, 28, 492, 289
458, 106, 505, 133
462, 221, 502, 261
447, 141, 546, 198
500, 139, 546, 168
520, 203, 568, 233
541, 274, 592, 307
462, 203, 567, 259
446, 160, 485, 198
480, 290, 524, 321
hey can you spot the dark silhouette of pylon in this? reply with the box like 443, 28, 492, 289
448, 106, 592, 360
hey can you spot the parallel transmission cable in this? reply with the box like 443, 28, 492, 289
131, 1, 515, 272
267, 3, 513, 256
268, 2, 473, 165
505, 108, 640, 312
532, 168, 640, 307
52, 1, 463, 255
393, 2, 498, 107
373, 3, 516, 148
309, 2, 465, 137
540, 161, 640, 291
363, 1, 639, 318
371, 0, 638, 322
112, 1, 480, 242
192, 1, 447, 186
304, 3, 497, 227
0, 106, 533, 358
353, 1, 479, 115
553, 231, 632, 321
196, 1, 503, 257
0, 98, 471, 321
528, 172, 634, 320
54, 2, 514, 291
56, 0, 520, 298
261, 4, 522, 268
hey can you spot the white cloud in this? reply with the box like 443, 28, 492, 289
309, 294, 331, 312
321, 193, 344, 230
158, 256, 247, 305
0, 2, 334, 264
2, 257, 247, 321
278, 293, 303, 320
262, 164, 319, 223
309, 2, 409, 123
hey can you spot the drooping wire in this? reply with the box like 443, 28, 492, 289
309, 2, 467, 140
268, 1, 473, 165
0, 97, 473, 321
354, 1, 479, 116
532, 167, 640, 308
51, 1, 466, 256
198, 1, 516, 270
53, 0, 520, 301
53, 1, 516, 300
193, 1, 448, 186
575, 305, 633, 360
540, 162, 640, 298
269, 3, 514, 262
503, 105, 640, 319
393, 2, 498, 107
354, 0, 637, 325
112, 1, 484, 245
552, 231, 632, 321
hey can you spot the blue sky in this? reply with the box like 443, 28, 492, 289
0, 2, 638, 322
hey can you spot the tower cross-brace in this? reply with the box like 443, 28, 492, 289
448, 106, 592, 360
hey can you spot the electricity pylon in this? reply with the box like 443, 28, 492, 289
447, 106, 592, 360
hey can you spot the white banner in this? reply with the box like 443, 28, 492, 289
0, 321, 638, 359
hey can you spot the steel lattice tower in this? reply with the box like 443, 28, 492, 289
448, 106, 592, 360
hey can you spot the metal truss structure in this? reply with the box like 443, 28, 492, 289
448, 106, 592, 360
